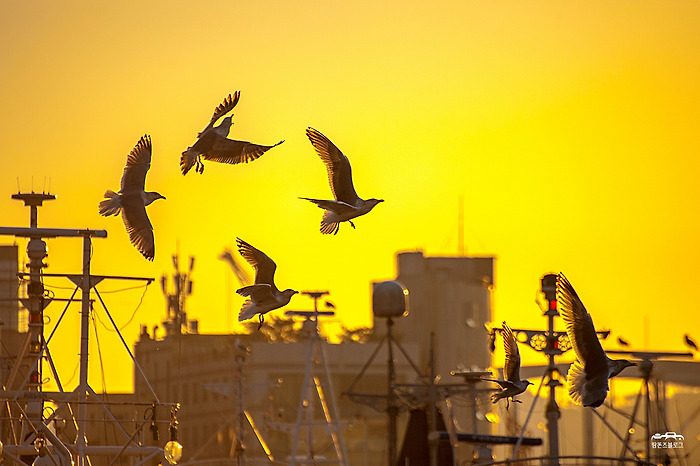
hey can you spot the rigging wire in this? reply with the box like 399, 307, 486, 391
93, 282, 150, 332
43, 282, 149, 294
91, 307, 122, 461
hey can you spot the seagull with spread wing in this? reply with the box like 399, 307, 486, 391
235, 238, 298, 329
557, 273, 636, 408
481, 321, 532, 408
99, 135, 165, 261
180, 92, 284, 175
300, 127, 383, 235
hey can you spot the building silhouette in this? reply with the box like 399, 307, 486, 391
131, 250, 496, 465
389, 251, 494, 378
5, 243, 696, 465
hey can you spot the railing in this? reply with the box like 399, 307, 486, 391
471, 455, 656, 465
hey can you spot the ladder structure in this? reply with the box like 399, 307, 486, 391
285, 291, 348, 466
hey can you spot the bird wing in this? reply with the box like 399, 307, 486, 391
502, 322, 522, 383
204, 138, 283, 165
236, 238, 278, 291
299, 197, 356, 214
306, 128, 360, 205
481, 378, 517, 389
120, 193, 155, 261
556, 273, 608, 378
236, 283, 274, 302
120, 135, 152, 193
199, 92, 240, 135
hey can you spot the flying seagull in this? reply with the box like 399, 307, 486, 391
481, 321, 532, 408
180, 92, 284, 175
684, 334, 698, 352
99, 135, 165, 261
300, 127, 383, 235
557, 273, 636, 408
617, 336, 630, 347
235, 238, 298, 329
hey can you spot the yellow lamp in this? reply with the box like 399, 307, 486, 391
164, 441, 182, 465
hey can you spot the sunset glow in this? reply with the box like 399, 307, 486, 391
1, 1, 699, 392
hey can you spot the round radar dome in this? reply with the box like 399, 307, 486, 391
372, 280, 408, 318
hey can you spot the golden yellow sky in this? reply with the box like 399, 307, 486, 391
1, 1, 699, 392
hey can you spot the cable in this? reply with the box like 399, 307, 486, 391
93, 283, 149, 332
64, 362, 80, 387
98, 284, 152, 294
92, 309, 120, 456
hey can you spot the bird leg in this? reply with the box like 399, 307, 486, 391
349, 220, 356, 229
257, 313, 264, 331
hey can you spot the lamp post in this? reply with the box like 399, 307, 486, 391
540, 274, 562, 466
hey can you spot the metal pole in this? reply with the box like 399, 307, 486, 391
76, 233, 92, 466
645, 376, 651, 463
386, 317, 397, 466
428, 332, 438, 466
317, 342, 348, 464
10, 193, 57, 445
290, 322, 316, 465
236, 354, 246, 466
539, 274, 562, 466
545, 313, 561, 466
25, 233, 46, 425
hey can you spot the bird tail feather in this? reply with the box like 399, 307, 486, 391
238, 300, 258, 322
98, 190, 121, 216
180, 149, 197, 175
490, 392, 505, 404
320, 211, 340, 235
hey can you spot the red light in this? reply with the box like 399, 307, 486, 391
29, 312, 42, 324
29, 371, 40, 384
549, 300, 557, 310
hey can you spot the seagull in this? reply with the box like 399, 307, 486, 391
180, 92, 284, 175
99, 135, 165, 261
557, 273, 636, 408
300, 127, 383, 235
481, 322, 532, 408
235, 238, 298, 329
684, 334, 698, 352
